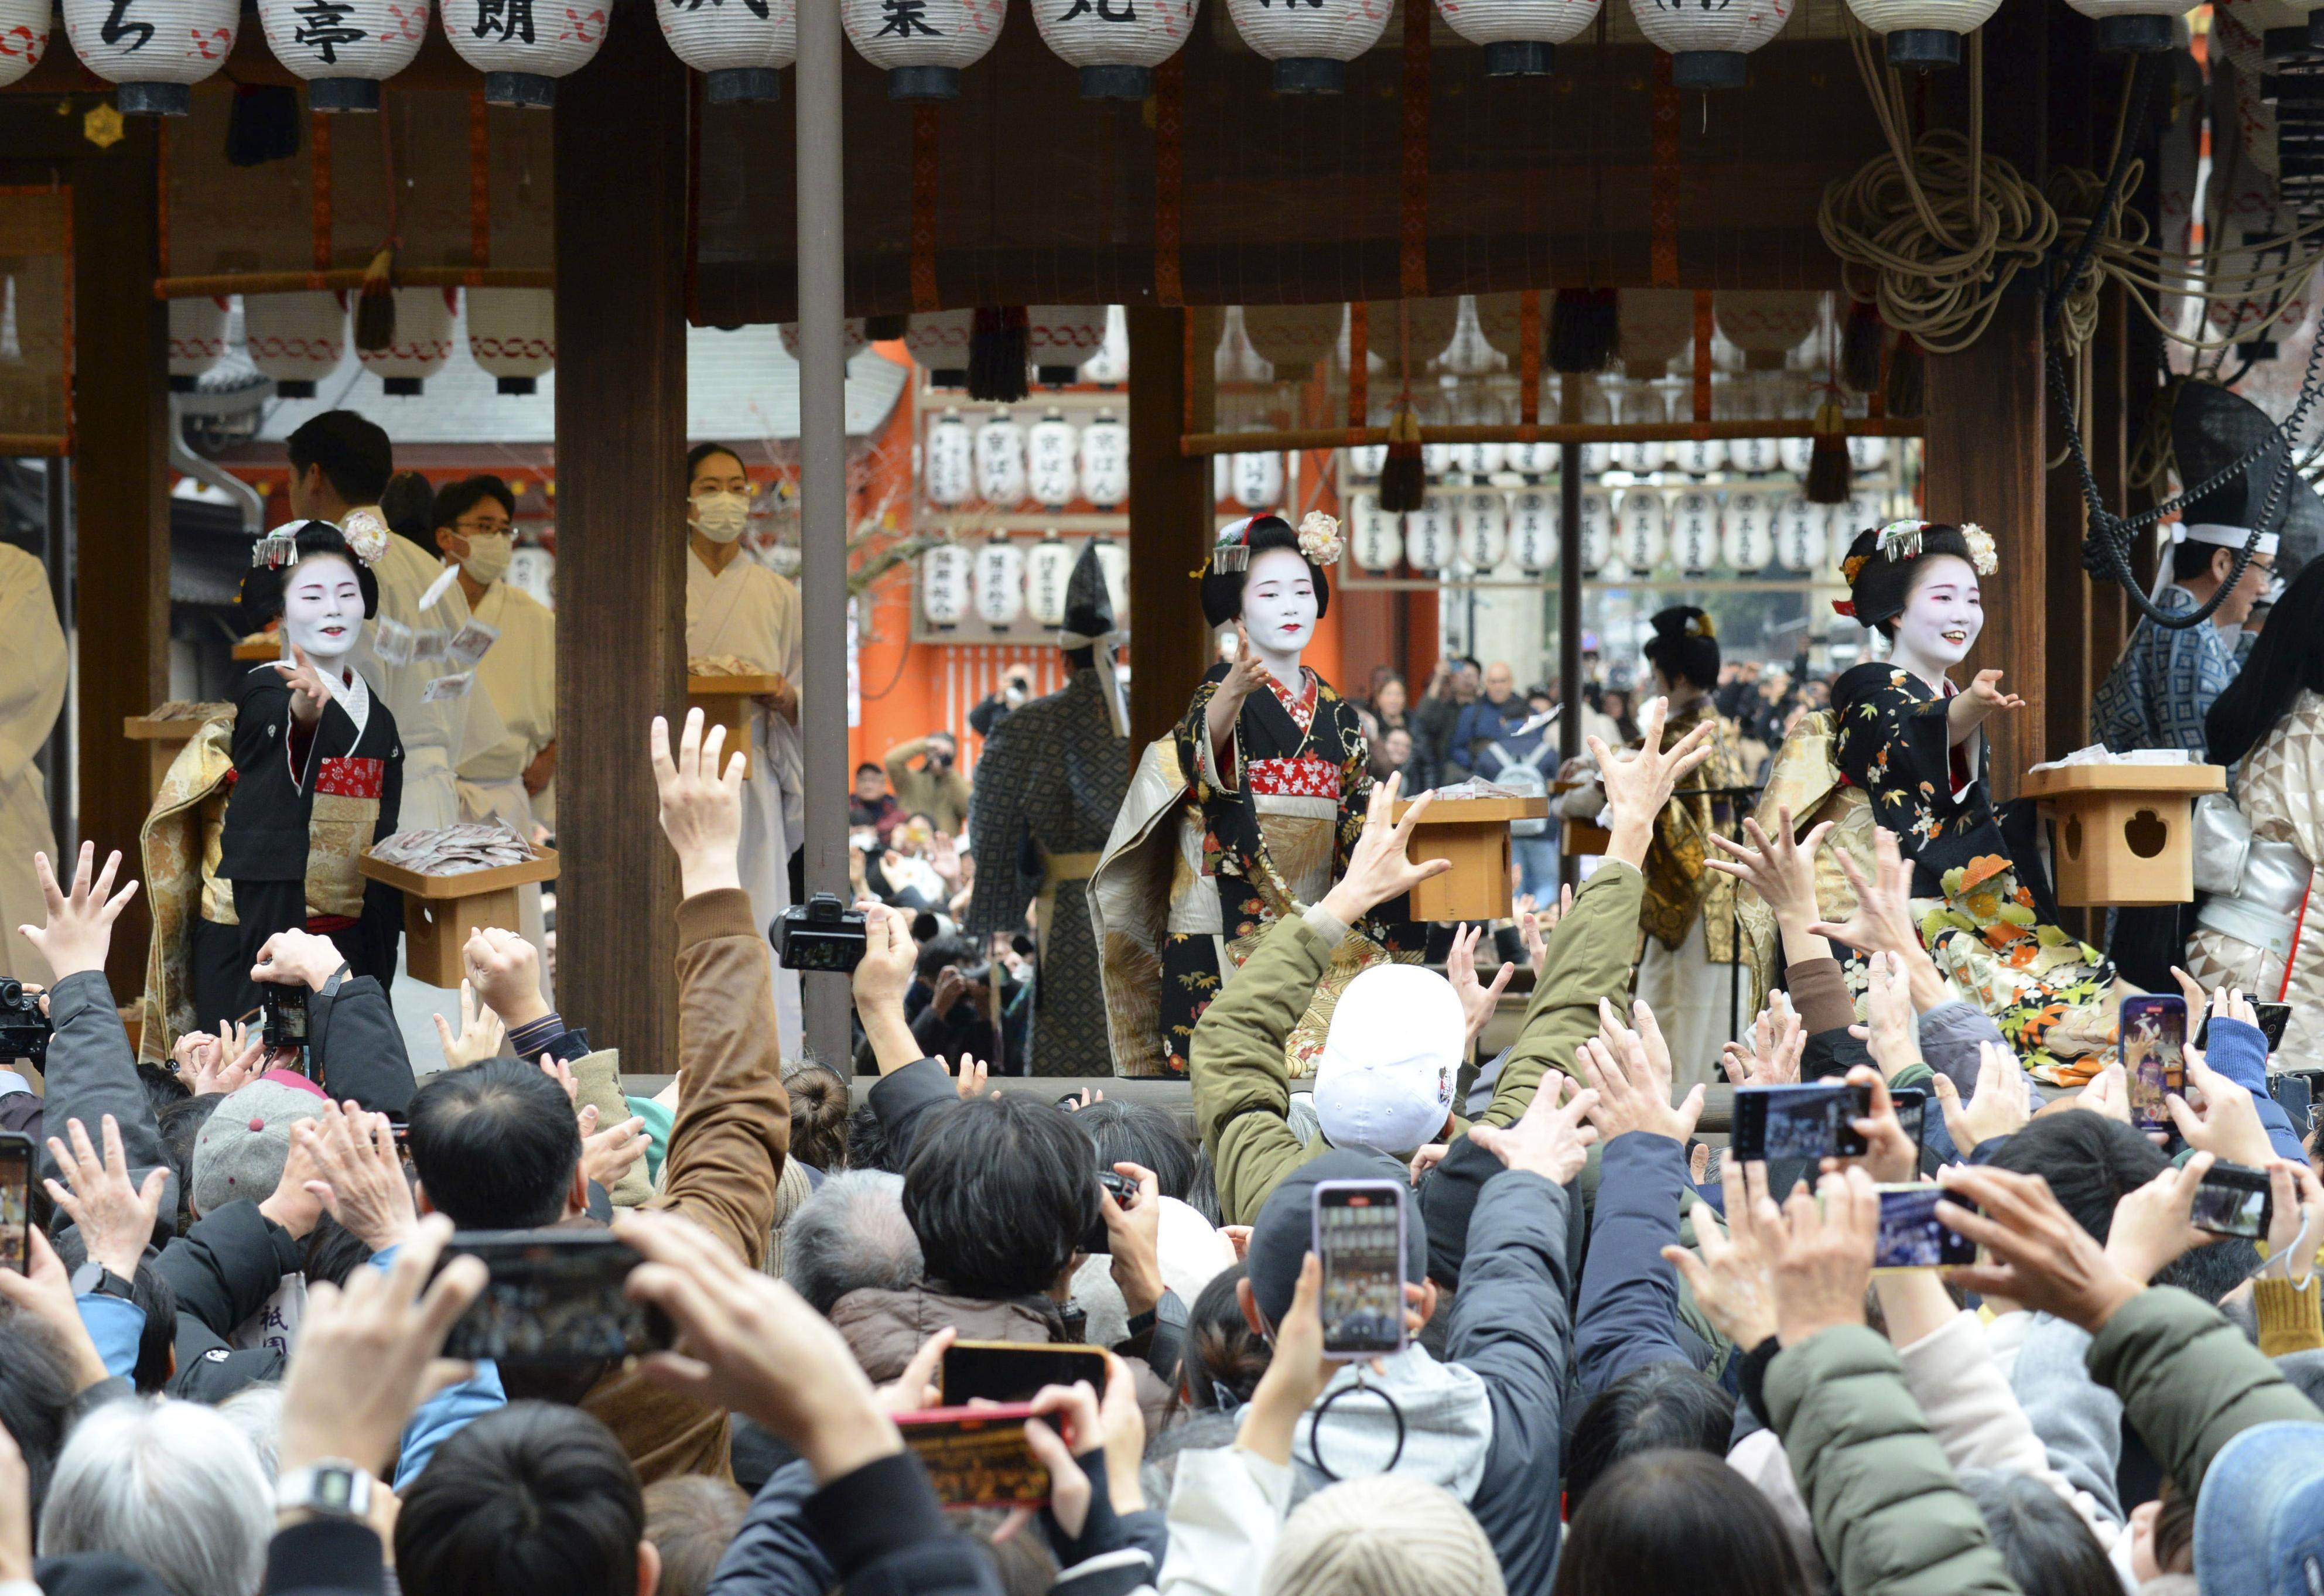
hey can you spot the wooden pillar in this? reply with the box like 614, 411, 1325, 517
2082, 283, 2133, 719
1126, 307, 1215, 760
72, 126, 168, 994
553, 8, 689, 1065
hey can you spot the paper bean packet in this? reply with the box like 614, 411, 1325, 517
412, 628, 450, 662
447, 619, 500, 668
372, 617, 416, 667
421, 671, 475, 703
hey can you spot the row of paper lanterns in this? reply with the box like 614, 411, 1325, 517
168, 286, 556, 397
924, 405, 1130, 510
1341, 431, 1894, 483
921, 532, 1130, 630
1344, 487, 1898, 576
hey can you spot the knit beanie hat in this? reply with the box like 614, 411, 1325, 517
192, 1075, 327, 1215
1263, 1477, 1504, 1596
1313, 964, 1462, 1155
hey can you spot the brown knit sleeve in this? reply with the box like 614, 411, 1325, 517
1785, 955, 1857, 1036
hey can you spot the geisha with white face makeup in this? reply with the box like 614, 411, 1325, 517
281, 552, 365, 665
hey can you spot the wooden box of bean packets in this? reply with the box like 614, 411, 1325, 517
1389, 795, 1550, 922
2021, 763, 2227, 907
357, 849, 561, 987
685, 674, 784, 781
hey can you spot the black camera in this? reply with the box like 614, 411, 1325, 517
775, 893, 867, 973
1081, 1169, 1138, 1254
261, 983, 309, 1052
0, 979, 50, 1067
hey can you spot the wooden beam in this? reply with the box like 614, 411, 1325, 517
552, 4, 688, 1065
1125, 308, 1216, 761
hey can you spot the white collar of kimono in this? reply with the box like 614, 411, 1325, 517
2176, 522, 2281, 556
289, 649, 370, 743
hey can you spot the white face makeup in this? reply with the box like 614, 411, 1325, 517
1240, 547, 1318, 663
1891, 553, 1983, 674
283, 552, 364, 662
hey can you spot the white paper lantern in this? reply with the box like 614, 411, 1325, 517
244, 291, 345, 398
659, 0, 795, 103
1775, 494, 1830, 574
780, 318, 867, 372
1723, 489, 1776, 571
1079, 408, 1130, 507
1728, 435, 1780, 474
1404, 497, 1455, 572
1510, 490, 1557, 573
1081, 305, 1130, 384
1211, 454, 1229, 504
1610, 435, 1668, 474
2062, 0, 2195, 52
1842, 0, 1998, 66
1778, 433, 1816, 476
974, 408, 1027, 506
1847, 488, 1888, 538
1423, 438, 1455, 478
1091, 536, 1130, 621
920, 544, 971, 627
1225, 0, 1389, 93
1449, 438, 1508, 478
906, 309, 975, 385
1231, 450, 1284, 510
1578, 440, 1612, 476
1506, 438, 1559, 477
1670, 435, 1727, 475
0, 0, 50, 87
1242, 303, 1341, 381
1024, 532, 1075, 627
1714, 291, 1820, 371
168, 295, 229, 391
63, 0, 236, 113
357, 286, 454, 395
1619, 288, 1694, 377
1033, 0, 1193, 98
467, 286, 555, 395
841, 0, 1004, 99
257, 0, 429, 110
1577, 493, 1613, 576
1669, 490, 1720, 576
973, 533, 1025, 627
1026, 409, 1079, 509
1348, 442, 1387, 479
1352, 494, 1401, 571
1846, 433, 1889, 471
440, 0, 605, 107
1627, 0, 1789, 88
1028, 305, 1107, 385
924, 408, 975, 506
1617, 488, 1667, 575
1434, 0, 1602, 74
1457, 490, 1509, 571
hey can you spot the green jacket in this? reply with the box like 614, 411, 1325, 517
1190, 862, 1645, 1226
2086, 1284, 2324, 1491
1766, 1325, 2022, 1596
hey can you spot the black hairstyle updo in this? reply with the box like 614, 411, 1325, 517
239, 520, 381, 630
1197, 514, 1331, 630
1643, 606, 1720, 693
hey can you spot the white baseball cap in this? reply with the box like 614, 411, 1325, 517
1313, 964, 1464, 1153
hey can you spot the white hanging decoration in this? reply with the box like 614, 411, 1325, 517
1027, 305, 1108, 384
780, 318, 867, 371
1505, 438, 1559, 477
1610, 435, 1668, 474
1078, 407, 1130, 507
1081, 305, 1130, 384
168, 295, 230, 391
1091, 536, 1130, 621
1847, 488, 1889, 538
1577, 493, 1613, 576
1616, 488, 1667, 575
1456, 491, 1509, 570
1728, 435, 1780, 474
1846, 433, 1889, 471
974, 408, 1028, 506
1348, 442, 1388, 479
1024, 532, 1075, 627
1775, 494, 1829, 574
1626, 0, 1789, 89
973, 533, 1026, 627
840, 0, 1004, 99
63, 0, 237, 114
1608, 378, 1668, 473
1669, 490, 1720, 576
1026, 408, 1080, 509
1722, 489, 1776, 572
924, 408, 975, 507
1352, 494, 1402, 572
1403, 497, 1455, 572
356, 286, 454, 395
905, 309, 975, 385
1670, 434, 1727, 475
920, 543, 971, 627
0, 0, 49, 87
1242, 303, 1342, 381
1448, 436, 1508, 478
1714, 290, 1820, 370
1778, 433, 1816, 476
1434, 0, 1602, 77
2061, 0, 2196, 53
257, 0, 429, 111
1423, 438, 1454, 477
1510, 490, 1557, 573
466, 286, 555, 395
439, 0, 606, 107
659, 0, 796, 104
1212, 454, 1229, 505
244, 292, 345, 399
1578, 440, 1612, 476
1032, 0, 1194, 98
1231, 450, 1284, 511
1224, 0, 1390, 93
1841, 0, 1998, 67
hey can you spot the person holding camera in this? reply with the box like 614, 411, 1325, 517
968, 663, 1035, 741
880, 732, 970, 838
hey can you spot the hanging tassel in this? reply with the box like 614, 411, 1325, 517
864, 313, 908, 341
1548, 287, 1619, 375
968, 306, 1030, 402
225, 85, 301, 168
1379, 401, 1426, 512
1840, 302, 1885, 395
353, 242, 397, 353
1805, 397, 1852, 505
1884, 333, 1925, 419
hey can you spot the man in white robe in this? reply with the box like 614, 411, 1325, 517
0, 544, 64, 985
683, 445, 803, 1058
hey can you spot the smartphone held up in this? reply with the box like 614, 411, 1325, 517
1313, 1180, 1409, 1360
2120, 994, 2186, 1134
0, 1130, 30, 1274
432, 1230, 673, 1362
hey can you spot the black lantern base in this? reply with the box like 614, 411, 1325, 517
307, 77, 381, 112
484, 71, 556, 108
1035, 364, 1081, 386
1271, 57, 1346, 94
382, 378, 424, 396
1885, 28, 1961, 67
118, 81, 191, 117
2094, 13, 2175, 52
887, 64, 961, 100
496, 376, 538, 395
931, 367, 969, 388
1671, 50, 1748, 89
706, 67, 781, 104
1079, 63, 1152, 98
274, 380, 318, 398
1483, 40, 1553, 75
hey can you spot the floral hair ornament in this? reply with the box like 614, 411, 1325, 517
1959, 522, 1999, 576
1206, 514, 1257, 576
1840, 553, 1873, 585
1875, 519, 1932, 562
257, 511, 387, 572
1296, 511, 1345, 568
337, 508, 390, 567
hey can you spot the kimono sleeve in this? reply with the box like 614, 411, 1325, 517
1174, 664, 1235, 798
1833, 664, 1951, 840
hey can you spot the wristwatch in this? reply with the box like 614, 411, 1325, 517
69, 1261, 134, 1301
276, 1461, 374, 1521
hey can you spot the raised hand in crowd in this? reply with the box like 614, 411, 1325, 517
1830, 1064, 1919, 1184
579, 1104, 650, 1193
462, 923, 551, 1030
1935, 1164, 2147, 1332
1588, 695, 1716, 870
433, 979, 508, 1070
1767, 1167, 1879, 1346
2101, 1151, 2218, 1285
1515, 884, 1574, 975
0, 1226, 111, 1391
537, 1054, 577, 1103
650, 707, 745, 900
1317, 773, 1453, 929
1663, 1158, 1782, 1352
1098, 1160, 1164, 1318
1851, 951, 1925, 1081
176, 1018, 264, 1096
952, 1054, 990, 1099
1447, 923, 1516, 1051
1468, 1071, 1600, 1185
2264, 1157, 2324, 1280
2168, 1045, 2276, 1171
1236, 1253, 1343, 1467
299, 1098, 419, 1254
45, 1114, 167, 1279
1706, 807, 1835, 965
1932, 1040, 2031, 1154
1811, 826, 1950, 1011
1723, 990, 1804, 1088
257, 1106, 329, 1240
1577, 996, 1703, 1145
2069, 1060, 2134, 1126
1021, 1363, 1149, 1553
252, 927, 346, 992
851, 898, 922, 1076
18, 842, 139, 983
1409, 1142, 1449, 1185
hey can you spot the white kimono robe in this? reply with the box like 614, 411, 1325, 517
0, 547, 64, 984
686, 547, 803, 1058
450, 579, 558, 999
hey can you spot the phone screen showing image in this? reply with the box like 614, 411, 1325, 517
436, 1231, 673, 1363
2121, 995, 2186, 1134
1731, 1084, 1874, 1163
1313, 1181, 1407, 1359
0, 1132, 29, 1274
1889, 1088, 1928, 1153
2189, 1162, 2272, 1240
1872, 1184, 1976, 1270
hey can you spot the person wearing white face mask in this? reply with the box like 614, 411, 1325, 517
683, 442, 804, 1058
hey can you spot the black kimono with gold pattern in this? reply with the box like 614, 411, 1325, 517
1639, 698, 1754, 961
